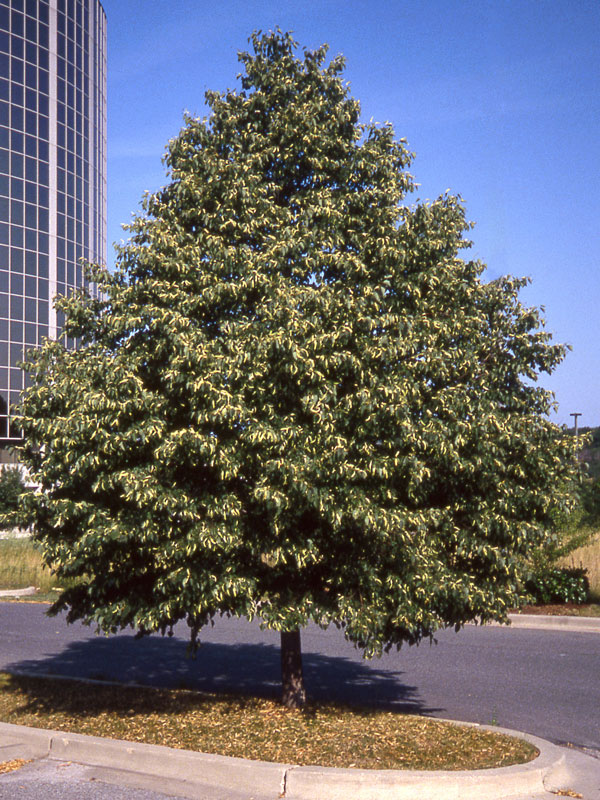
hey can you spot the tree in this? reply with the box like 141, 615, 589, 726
578, 425, 600, 479
580, 476, 600, 527
17, 30, 578, 708
0, 466, 28, 530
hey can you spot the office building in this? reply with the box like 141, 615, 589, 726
0, 0, 106, 446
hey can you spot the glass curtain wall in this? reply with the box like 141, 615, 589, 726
0, 0, 106, 444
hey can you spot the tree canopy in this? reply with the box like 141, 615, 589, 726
17, 30, 578, 707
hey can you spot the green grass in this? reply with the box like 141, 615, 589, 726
0, 672, 537, 771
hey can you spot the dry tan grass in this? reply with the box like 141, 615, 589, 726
0, 538, 58, 594
561, 529, 600, 601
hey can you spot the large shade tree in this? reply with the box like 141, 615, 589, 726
18, 31, 577, 707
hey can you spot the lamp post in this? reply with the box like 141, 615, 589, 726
570, 412, 582, 442
570, 413, 582, 472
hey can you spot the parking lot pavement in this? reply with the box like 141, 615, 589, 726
0, 758, 181, 800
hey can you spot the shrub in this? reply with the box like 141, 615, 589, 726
0, 467, 27, 530
525, 566, 590, 605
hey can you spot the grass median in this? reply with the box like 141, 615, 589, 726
0, 672, 537, 771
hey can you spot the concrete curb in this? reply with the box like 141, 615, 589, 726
0, 586, 37, 597
507, 613, 600, 633
0, 720, 574, 800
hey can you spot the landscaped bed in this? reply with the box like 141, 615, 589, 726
512, 603, 600, 617
0, 672, 538, 771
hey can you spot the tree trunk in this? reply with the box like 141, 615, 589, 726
281, 628, 306, 709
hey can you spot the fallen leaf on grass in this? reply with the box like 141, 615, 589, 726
0, 672, 539, 771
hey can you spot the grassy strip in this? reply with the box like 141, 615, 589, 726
0, 538, 58, 594
0, 673, 537, 771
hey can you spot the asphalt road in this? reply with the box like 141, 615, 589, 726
0, 602, 598, 755
0, 759, 180, 800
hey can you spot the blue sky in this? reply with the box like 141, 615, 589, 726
100, 0, 600, 427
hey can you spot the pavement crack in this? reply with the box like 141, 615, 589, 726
280, 765, 297, 798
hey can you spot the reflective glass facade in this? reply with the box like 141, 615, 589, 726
0, 0, 106, 441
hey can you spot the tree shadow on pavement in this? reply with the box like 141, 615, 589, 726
4, 633, 436, 714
